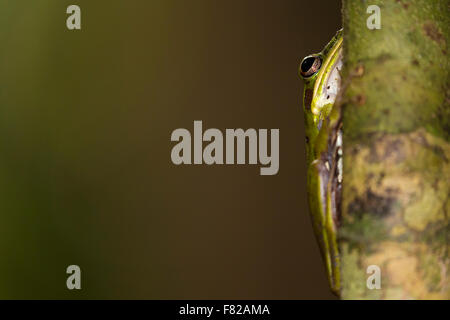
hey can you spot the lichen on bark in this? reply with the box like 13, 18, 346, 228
339, 0, 449, 299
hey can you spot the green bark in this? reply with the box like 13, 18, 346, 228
339, 0, 449, 299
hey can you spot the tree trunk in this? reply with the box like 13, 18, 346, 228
339, 0, 449, 299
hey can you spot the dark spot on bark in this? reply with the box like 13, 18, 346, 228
377, 172, 385, 186
395, 0, 409, 9
349, 146, 359, 156
423, 21, 446, 47
413, 131, 449, 161
432, 178, 439, 190
348, 188, 396, 218
376, 53, 393, 64
422, 221, 450, 254
384, 138, 405, 161
354, 94, 366, 106
353, 64, 364, 77
304, 89, 313, 111
434, 87, 450, 141
368, 137, 406, 163
385, 187, 395, 194
432, 145, 448, 162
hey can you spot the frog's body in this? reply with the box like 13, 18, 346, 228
299, 30, 343, 295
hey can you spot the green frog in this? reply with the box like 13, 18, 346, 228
299, 29, 343, 296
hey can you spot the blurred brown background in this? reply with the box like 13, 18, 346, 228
0, 0, 341, 299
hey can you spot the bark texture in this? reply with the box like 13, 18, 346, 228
339, 0, 449, 299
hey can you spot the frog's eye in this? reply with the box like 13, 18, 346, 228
300, 55, 322, 78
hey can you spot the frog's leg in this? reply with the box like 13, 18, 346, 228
308, 126, 343, 296
325, 157, 341, 295
307, 159, 335, 293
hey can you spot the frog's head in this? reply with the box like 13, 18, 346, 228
300, 29, 343, 162
300, 29, 343, 126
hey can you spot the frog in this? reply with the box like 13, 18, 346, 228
299, 29, 343, 296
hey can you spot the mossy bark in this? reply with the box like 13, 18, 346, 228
339, 0, 449, 299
